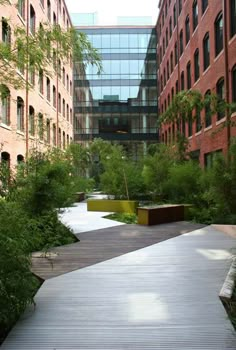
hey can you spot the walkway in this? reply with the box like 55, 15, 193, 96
32, 221, 205, 280
2, 225, 236, 349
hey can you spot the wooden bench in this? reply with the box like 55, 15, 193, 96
137, 204, 185, 225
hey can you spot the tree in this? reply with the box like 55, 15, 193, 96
0, 3, 101, 95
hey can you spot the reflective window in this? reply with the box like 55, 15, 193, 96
203, 32, 210, 71
193, 0, 198, 31
215, 12, 223, 56
194, 49, 200, 82
230, 0, 236, 38
232, 65, 236, 102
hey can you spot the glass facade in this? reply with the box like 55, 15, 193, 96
74, 27, 158, 154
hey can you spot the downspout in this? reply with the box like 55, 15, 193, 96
223, 0, 231, 158
25, 0, 29, 158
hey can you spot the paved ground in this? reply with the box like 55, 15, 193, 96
2, 225, 236, 350
59, 202, 124, 234
32, 221, 205, 280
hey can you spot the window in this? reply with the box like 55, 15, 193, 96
203, 33, 210, 71
63, 131, 66, 149
173, 5, 177, 27
169, 17, 172, 38
187, 61, 191, 89
196, 108, 201, 132
178, 0, 182, 14
202, 0, 208, 14
170, 52, 174, 72
70, 108, 73, 124
53, 12, 57, 25
70, 81, 72, 95
63, 8, 66, 23
58, 59, 61, 78
46, 119, 50, 143
2, 18, 11, 45
192, 0, 198, 31
47, 0, 51, 22
194, 49, 200, 82
171, 87, 174, 100
58, 93, 61, 113
166, 28, 168, 47
46, 77, 50, 101
188, 113, 193, 136
62, 99, 65, 117
215, 12, 223, 57
66, 74, 69, 91
164, 68, 166, 86
165, 2, 168, 17
204, 90, 211, 127
66, 104, 69, 121
38, 113, 43, 140
185, 16, 190, 45
29, 106, 35, 135
62, 68, 65, 85
40, 0, 44, 8
1, 85, 10, 125
58, 128, 61, 148
216, 78, 225, 120
174, 42, 178, 65
176, 80, 179, 94
18, 0, 25, 20
232, 65, 236, 102
53, 123, 56, 145
167, 60, 170, 79
230, 0, 236, 38
53, 85, 56, 107
179, 30, 183, 55
30, 5, 36, 34
17, 97, 24, 131
181, 71, 185, 90
39, 69, 43, 94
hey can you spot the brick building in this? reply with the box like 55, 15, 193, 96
157, 0, 236, 166
0, 0, 74, 167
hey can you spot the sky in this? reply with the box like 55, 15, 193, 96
64, 0, 159, 25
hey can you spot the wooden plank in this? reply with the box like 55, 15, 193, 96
2, 226, 236, 350
31, 221, 205, 280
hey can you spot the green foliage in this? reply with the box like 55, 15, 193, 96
164, 161, 202, 203
100, 147, 145, 199
142, 144, 175, 199
104, 212, 137, 224
15, 151, 74, 216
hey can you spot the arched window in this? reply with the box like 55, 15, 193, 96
230, 0, 236, 38
53, 12, 57, 25
192, 0, 198, 31
38, 113, 43, 140
58, 93, 61, 113
204, 90, 211, 127
203, 32, 210, 70
30, 5, 36, 34
17, 97, 24, 131
62, 67, 65, 85
185, 15, 190, 45
53, 85, 56, 107
46, 77, 50, 101
170, 52, 174, 72
194, 48, 200, 82
18, 0, 25, 20
2, 18, 11, 46
39, 69, 43, 94
17, 154, 24, 163
215, 12, 223, 57
181, 71, 185, 90
1, 85, 10, 125
187, 61, 191, 89
47, 0, 51, 22
167, 60, 170, 80
46, 119, 50, 143
232, 65, 236, 102
66, 104, 69, 121
62, 98, 65, 117
216, 77, 225, 120
202, 0, 208, 14
174, 42, 178, 65
178, 0, 182, 14
1, 152, 10, 167
169, 17, 172, 38
166, 28, 169, 47
173, 4, 177, 27
29, 105, 35, 135
179, 30, 183, 55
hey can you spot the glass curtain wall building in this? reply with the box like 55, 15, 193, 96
74, 26, 158, 155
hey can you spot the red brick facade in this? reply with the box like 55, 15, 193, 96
0, 0, 74, 167
157, 0, 236, 166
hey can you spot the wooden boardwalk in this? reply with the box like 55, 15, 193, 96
2, 226, 236, 349
32, 221, 205, 280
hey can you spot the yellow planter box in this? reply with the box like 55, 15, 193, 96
87, 200, 138, 214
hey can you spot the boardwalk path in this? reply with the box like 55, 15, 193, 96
2, 226, 236, 349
